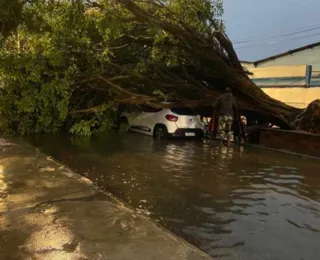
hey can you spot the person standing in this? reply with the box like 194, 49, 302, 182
212, 87, 238, 145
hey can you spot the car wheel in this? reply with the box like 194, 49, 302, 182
119, 117, 129, 132
153, 125, 168, 140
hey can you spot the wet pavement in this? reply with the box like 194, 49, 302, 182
0, 138, 210, 260
28, 132, 320, 260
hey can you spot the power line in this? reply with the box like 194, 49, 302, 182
234, 31, 320, 50
235, 43, 275, 50
231, 22, 320, 43
232, 25, 320, 44
290, 32, 320, 40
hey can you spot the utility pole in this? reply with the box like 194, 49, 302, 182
305, 65, 312, 88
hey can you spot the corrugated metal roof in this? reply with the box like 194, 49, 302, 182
240, 41, 320, 66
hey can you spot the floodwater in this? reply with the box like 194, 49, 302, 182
28, 132, 320, 260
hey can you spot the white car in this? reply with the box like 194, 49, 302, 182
119, 105, 205, 139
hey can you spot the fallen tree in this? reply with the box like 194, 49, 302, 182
104, 0, 308, 129
0, 0, 319, 135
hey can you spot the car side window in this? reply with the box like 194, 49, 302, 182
129, 105, 143, 113
141, 105, 162, 113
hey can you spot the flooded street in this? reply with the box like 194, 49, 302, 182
28, 132, 320, 260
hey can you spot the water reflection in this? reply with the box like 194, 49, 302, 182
29, 132, 320, 260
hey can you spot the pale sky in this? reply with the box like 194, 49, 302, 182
223, 0, 320, 61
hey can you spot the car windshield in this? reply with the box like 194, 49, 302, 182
170, 107, 198, 116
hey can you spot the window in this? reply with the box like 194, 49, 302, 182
141, 105, 162, 113
124, 105, 142, 113
170, 107, 197, 115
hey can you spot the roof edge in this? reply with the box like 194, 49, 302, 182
253, 41, 320, 66
240, 60, 253, 64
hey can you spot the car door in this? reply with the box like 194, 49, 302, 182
127, 105, 143, 128
135, 106, 162, 135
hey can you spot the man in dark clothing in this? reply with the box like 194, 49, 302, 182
212, 87, 237, 145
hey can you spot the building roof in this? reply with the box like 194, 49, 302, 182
240, 60, 253, 64
240, 41, 320, 66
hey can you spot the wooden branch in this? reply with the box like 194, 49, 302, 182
69, 104, 111, 114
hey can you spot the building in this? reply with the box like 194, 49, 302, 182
241, 41, 320, 108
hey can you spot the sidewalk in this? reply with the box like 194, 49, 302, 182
0, 138, 211, 260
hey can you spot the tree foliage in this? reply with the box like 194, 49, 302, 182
0, 0, 226, 135
0, 0, 24, 39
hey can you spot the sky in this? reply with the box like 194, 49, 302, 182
223, 0, 320, 61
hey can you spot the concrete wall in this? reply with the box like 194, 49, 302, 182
262, 87, 320, 108
249, 65, 306, 79
260, 128, 320, 157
